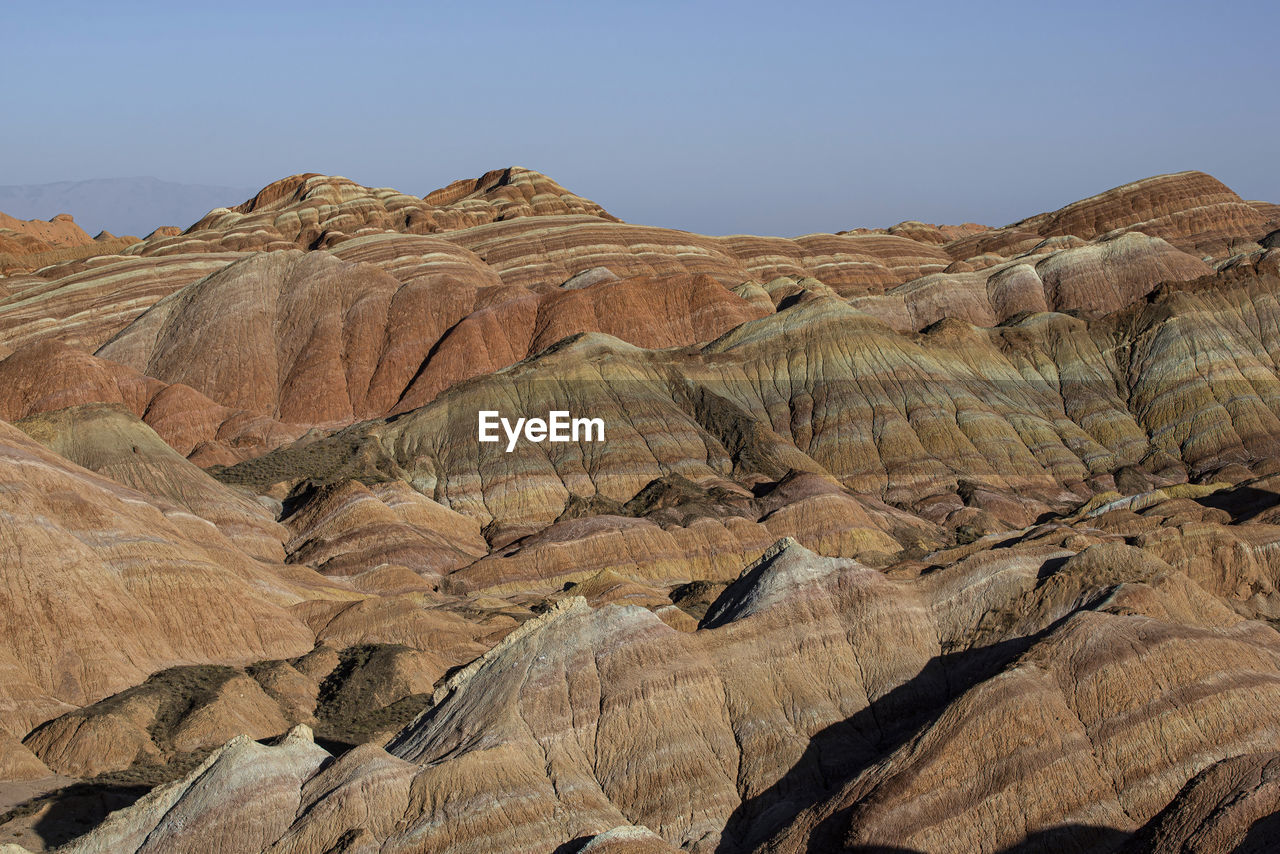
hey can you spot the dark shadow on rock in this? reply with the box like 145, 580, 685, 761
714, 624, 1070, 853
1194, 485, 1280, 523
996, 824, 1129, 853
713, 608, 1134, 854
29, 781, 150, 848
312, 735, 357, 756
1035, 555, 1070, 580
775, 293, 806, 312
1234, 810, 1280, 854
552, 835, 593, 854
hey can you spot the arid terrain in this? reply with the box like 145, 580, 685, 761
2, 166, 1280, 853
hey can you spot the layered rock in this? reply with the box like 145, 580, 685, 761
443, 216, 952, 295
0, 419, 317, 734
0, 214, 139, 278
19, 636, 466, 782
853, 230, 1214, 332
2, 167, 1280, 853
0, 340, 307, 464
222, 299, 1152, 541
938, 171, 1270, 266
0, 212, 93, 255
282, 479, 487, 578
95, 251, 773, 426
51, 726, 330, 854
40, 527, 1280, 854
22, 667, 291, 778
1016, 171, 1273, 257
1125, 751, 1280, 853
14, 404, 288, 560
122, 167, 619, 257
0, 253, 241, 351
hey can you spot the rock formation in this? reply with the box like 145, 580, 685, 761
2, 168, 1280, 852
0, 212, 139, 277
0, 212, 93, 255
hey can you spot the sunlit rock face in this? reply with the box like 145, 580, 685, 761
2, 168, 1280, 853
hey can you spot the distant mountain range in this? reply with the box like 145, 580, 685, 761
0, 177, 257, 237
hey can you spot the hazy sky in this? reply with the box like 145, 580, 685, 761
5, 0, 1278, 236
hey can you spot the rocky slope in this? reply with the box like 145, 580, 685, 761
2, 168, 1280, 852
0, 213, 93, 255
0, 212, 142, 280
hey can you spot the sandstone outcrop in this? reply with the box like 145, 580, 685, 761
0, 419, 316, 735
282, 479, 488, 578
32, 527, 1280, 853
0, 212, 93, 256
0, 253, 241, 351
3, 168, 1280, 852
0, 340, 307, 464
1125, 751, 1280, 853
14, 404, 288, 560
122, 167, 619, 257
213, 295, 1190, 543
855, 231, 1213, 331
96, 250, 771, 424
1013, 171, 1273, 257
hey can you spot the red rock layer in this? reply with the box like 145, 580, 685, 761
95, 250, 772, 426
125, 167, 619, 257
0, 212, 93, 253
0, 253, 241, 351
0, 420, 317, 735
0, 167, 1279, 854
1005, 171, 1272, 258
0, 340, 305, 463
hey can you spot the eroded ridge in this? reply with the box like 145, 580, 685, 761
1, 168, 1280, 852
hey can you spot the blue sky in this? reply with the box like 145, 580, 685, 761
4, 0, 1277, 235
